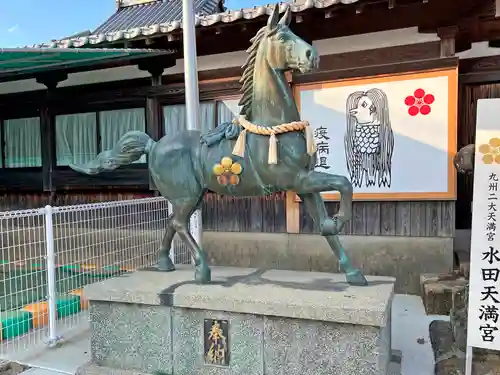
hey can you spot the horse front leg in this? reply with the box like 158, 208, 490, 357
298, 192, 367, 286
295, 171, 353, 235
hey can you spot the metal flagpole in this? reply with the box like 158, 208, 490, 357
182, 0, 203, 253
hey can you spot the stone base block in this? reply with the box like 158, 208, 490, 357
79, 266, 395, 375
420, 273, 468, 316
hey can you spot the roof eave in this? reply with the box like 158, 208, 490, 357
0, 48, 176, 84
32, 0, 359, 49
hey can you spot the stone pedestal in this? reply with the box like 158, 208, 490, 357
77, 266, 395, 375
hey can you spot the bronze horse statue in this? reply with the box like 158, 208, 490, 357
70, 4, 368, 286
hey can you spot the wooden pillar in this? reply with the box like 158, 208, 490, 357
146, 72, 163, 143
437, 26, 459, 57
138, 57, 174, 191
36, 73, 67, 199
286, 192, 300, 233
146, 72, 163, 191
286, 73, 300, 233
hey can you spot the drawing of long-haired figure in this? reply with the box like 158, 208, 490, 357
344, 88, 395, 188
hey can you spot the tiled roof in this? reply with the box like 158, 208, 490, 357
94, 0, 221, 35
34, 0, 359, 49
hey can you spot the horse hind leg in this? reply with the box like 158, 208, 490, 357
156, 213, 177, 271
299, 192, 367, 286
170, 194, 211, 283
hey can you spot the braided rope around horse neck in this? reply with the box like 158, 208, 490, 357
231, 115, 317, 164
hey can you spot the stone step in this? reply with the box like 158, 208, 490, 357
429, 319, 500, 375
420, 273, 468, 316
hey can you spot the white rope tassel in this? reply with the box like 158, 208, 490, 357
268, 132, 278, 164
304, 122, 316, 155
232, 129, 247, 157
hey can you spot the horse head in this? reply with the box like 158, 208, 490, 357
240, 4, 319, 123
259, 4, 319, 74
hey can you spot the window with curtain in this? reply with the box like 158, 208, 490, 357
4, 117, 42, 168
163, 102, 215, 135
55, 113, 98, 166
99, 108, 147, 163
216, 98, 242, 124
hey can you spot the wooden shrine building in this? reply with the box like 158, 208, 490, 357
0, 0, 497, 293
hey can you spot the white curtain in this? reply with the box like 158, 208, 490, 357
163, 102, 215, 135
55, 113, 97, 166
163, 104, 186, 135
217, 98, 242, 125
4, 117, 42, 168
99, 108, 146, 163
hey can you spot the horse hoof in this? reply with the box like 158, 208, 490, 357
156, 256, 176, 272
346, 269, 368, 286
195, 266, 211, 284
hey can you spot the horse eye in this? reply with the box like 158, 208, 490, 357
277, 34, 286, 42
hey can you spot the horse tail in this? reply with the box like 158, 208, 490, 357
69, 131, 156, 175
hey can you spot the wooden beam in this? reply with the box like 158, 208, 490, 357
459, 54, 500, 83
488, 40, 500, 48
313, 42, 440, 73
294, 56, 457, 86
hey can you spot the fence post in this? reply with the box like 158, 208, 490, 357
167, 201, 176, 265
44, 205, 60, 347
189, 210, 199, 265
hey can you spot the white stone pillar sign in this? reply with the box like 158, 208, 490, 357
467, 98, 500, 372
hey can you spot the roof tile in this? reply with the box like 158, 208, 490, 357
94, 0, 220, 34
33, 0, 359, 49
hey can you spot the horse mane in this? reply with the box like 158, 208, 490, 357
238, 26, 272, 119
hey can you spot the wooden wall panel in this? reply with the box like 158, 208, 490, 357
0, 193, 51, 211
0, 192, 452, 236
299, 201, 455, 237
202, 192, 286, 233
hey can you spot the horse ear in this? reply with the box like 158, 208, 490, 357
267, 4, 280, 29
278, 5, 292, 26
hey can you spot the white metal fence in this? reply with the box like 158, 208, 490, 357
0, 196, 190, 358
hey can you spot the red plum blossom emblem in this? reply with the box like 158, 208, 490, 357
404, 88, 435, 116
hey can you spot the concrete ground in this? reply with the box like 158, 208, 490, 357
0, 294, 448, 375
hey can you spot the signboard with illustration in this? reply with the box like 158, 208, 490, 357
295, 68, 457, 200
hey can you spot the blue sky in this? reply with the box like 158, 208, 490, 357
0, 0, 266, 48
